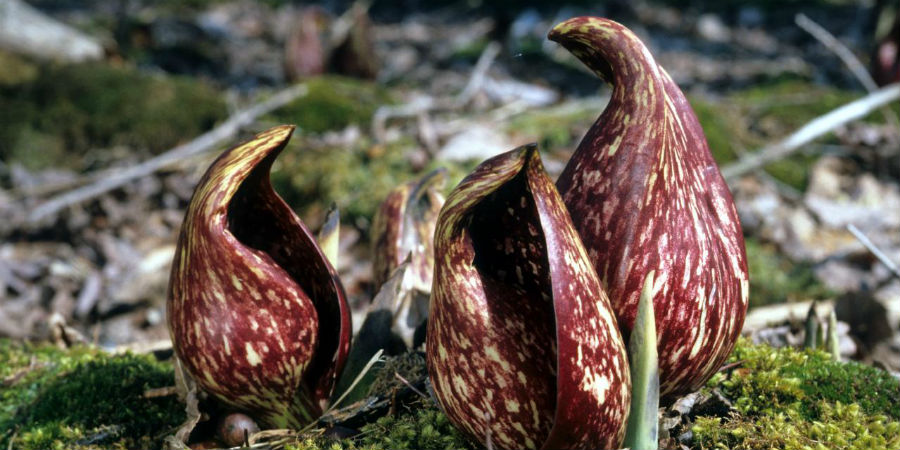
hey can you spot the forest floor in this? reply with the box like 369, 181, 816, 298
1, 0, 899, 449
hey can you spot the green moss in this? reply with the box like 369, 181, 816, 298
731, 79, 862, 129
0, 339, 182, 450
287, 437, 363, 450
449, 38, 490, 63
507, 100, 599, 153
0, 62, 225, 170
265, 76, 410, 225
0, 50, 39, 87
720, 339, 900, 419
355, 406, 472, 450
693, 402, 900, 450
688, 96, 748, 166
287, 351, 468, 450
268, 76, 393, 134
693, 339, 900, 449
744, 237, 832, 307
271, 136, 475, 231
282, 404, 471, 450
689, 79, 886, 191
1, 340, 99, 427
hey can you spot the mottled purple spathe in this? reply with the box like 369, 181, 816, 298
428, 144, 630, 450
550, 17, 750, 399
167, 125, 351, 428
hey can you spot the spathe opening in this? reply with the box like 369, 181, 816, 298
466, 167, 558, 448
226, 146, 345, 411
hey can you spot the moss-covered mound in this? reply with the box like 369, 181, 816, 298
0, 62, 225, 170
4, 338, 900, 449
266, 76, 393, 134
271, 136, 475, 231
694, 339, 900, 450
287, 406, 472, 450
0, 340, 183, 450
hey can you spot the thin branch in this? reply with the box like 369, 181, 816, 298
324, 348, 384, 414
26, 84, 310, 224
720, 83, 900, 181
796, 14, 879, 91
847, 223, 900, 280
393, 372, 429, 400
143, 386, 178, 399
372, 41, 502, 142
795, 13, 899, 127
456, 41, 502, 107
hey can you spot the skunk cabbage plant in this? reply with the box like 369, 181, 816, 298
371, 168, 445, 291
166, 125, 352, 429
427, 144, 630, 450
368, 169, 446, 348
550, 17, 749, 398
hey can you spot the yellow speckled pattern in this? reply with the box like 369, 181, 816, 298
551, 17, 749, 399
167, 125, 351, 428
428, 145, 630, 450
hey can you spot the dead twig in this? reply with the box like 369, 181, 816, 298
143, 386, 178, 399
110, 339, 173, 355
26, 84, 310, 224
49, 312, 89, 348
795, 13, 900, 127
393, 371, 428, 400
372, 41, 502, 142
796, 14, 879, 92
455, 41, 502, 107
248, 428, 299, 446
721, 83, 900, 181
164, 358, 201, 449
717, 359, 746, 373
847, 223, 900, 280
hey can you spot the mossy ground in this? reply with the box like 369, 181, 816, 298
506, 99, 600, 156
287, 351, 472, 450
692, 338, 900, 450
3, 338, 900, 449
286, 405, 472, 450
744, 237, 832, 307
690, 78, 899, 191
0, 340, 183, 450
270, 135, 476, 233
0, 61, 226, 171
266, 76, 394, 135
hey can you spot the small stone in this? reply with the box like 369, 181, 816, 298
696, 14, 730, 43
437, 125, 513, 162
217, 412, 260, 447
